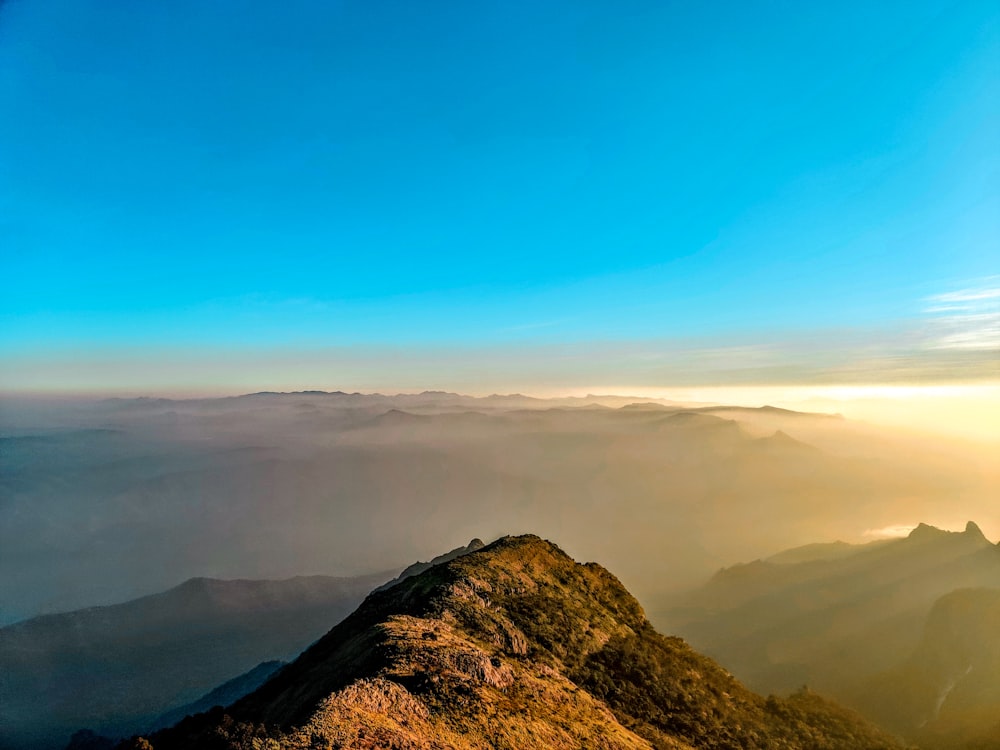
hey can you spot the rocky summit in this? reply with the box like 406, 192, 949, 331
134, 535, 901, 750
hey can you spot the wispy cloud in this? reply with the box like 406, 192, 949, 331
923, 277, 1000, 351
927, 287, 1000, 305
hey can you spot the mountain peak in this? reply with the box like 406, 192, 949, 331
145, 534, 902, 750
754, 429, 819, 452
908, 522, 948, 540
375, 536, 491, 592
907, 521, 992, 545
964, 520, 987, 541
769, 429, 800, 444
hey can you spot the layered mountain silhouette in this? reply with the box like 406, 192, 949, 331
1, 540, 487, 750
0, 572, 389, 750
147, 660, 286, 738
5, 392, 997, 748
136, 535, 900, 750
663, 522, 1000, 748
7, 393, 996, 630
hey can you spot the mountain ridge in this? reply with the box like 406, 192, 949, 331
141, 535, 902, 750
374, 538, 485, 592
662, 522, 999, 749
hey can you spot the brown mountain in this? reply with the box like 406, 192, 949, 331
140, 535, 901, 750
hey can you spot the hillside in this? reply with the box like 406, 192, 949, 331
1, 537, 492, 750
864, 587, 1000, 749
0, 572, 389, 750
140, 535, 901, 750
661, 523, 1000, 746
147, 661, 287, 737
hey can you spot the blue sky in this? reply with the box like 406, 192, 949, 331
1, 0, 997, 393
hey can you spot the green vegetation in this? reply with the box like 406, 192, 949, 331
571, 627, 900, 749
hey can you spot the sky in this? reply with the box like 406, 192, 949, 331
0, 0, 997, 404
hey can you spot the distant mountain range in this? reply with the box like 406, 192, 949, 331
662, 522, 1000, 749
133, 535, 901, 750
4, 392, 997, 748
5, 393, 995, 628
147, 660, 286, 739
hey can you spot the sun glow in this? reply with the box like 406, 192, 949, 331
571, 383, 1000, 443
863, 524, 918, 539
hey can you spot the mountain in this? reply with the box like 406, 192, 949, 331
0, 572, 390, 750
139, 535, 901, 750
765, 539, 892, 566
863, 587, 1000, 749
6, 393, 996, 629
147, 660, 286, 737
374, 538, 485, 591
660, 522, 1000, 745
2, 540, 493, 750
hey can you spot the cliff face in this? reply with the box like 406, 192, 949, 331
145, 536, 901, 750
864, 587, 1000, 749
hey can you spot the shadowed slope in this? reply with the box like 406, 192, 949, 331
864, 587, 1000, 749
662, 523, 999, 746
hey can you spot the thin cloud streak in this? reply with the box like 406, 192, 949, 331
2, 330, 997, 395
927, 287, 1000, 305
922, 277, 1000, 351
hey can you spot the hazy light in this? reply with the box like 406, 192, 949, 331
575, 383, 1000, 443
863, 525, 917, 539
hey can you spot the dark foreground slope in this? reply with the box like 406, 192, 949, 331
147, 661, 287, 738
144, 536, 901, 750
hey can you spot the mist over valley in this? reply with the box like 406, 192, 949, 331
4, 391, 996, 627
